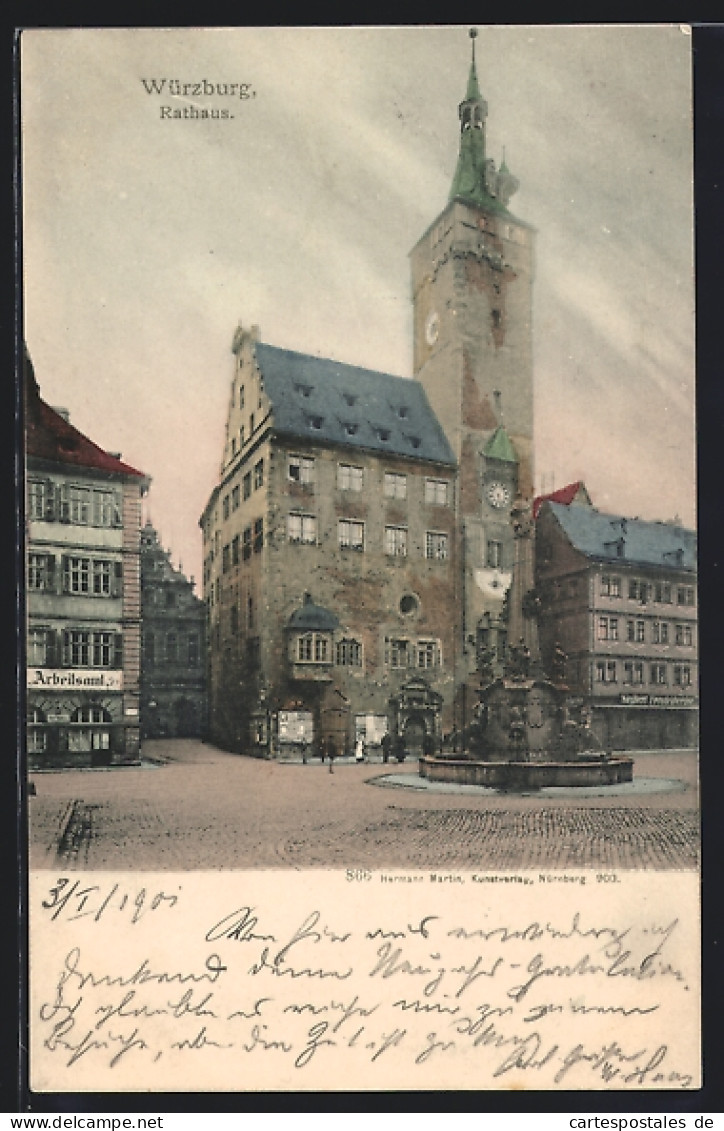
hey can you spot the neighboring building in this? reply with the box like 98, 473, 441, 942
200, 32, 536, 756
535, 499, 698, 750
24, 349, 149, 768
140, 521, 206, 738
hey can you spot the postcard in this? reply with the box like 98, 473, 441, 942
21, 25, 699, 1095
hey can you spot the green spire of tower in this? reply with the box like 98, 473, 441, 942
466, 27, 482, 100
448, 28, 518, 213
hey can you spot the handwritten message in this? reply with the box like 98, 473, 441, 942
30, 870, 700, 1092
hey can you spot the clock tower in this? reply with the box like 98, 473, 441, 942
410, 28, 535, 688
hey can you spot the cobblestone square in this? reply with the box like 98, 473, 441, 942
28, 739, 699, 872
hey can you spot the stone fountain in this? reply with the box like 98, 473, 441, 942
419, 495, 634, 790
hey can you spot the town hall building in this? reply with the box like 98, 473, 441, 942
200, 31, 535, 758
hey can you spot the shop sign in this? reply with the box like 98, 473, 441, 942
26, 668, 123, 692
619, 693, 695, 708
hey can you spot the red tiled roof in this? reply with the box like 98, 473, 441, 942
24, 350, 146, 479
532, 481, 588, 519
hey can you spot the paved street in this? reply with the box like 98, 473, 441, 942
28, 739, 699, 872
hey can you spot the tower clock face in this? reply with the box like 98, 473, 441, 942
486, 481, 511, 509
425, 310, 440, 346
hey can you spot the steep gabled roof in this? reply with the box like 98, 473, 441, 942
254, 343, 455, 467
532, 480, 591, 518
25, 349, 146, 480
547, 502, 696, 572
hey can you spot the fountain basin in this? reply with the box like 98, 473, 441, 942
418, 755, 634, 791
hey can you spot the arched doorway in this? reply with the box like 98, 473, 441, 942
402, 712, 426, 758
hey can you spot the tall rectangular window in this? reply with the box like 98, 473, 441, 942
64, 556, 91, 594
385, 526, 407, 557
425, 479, 449, 506
601, 574, 621, 597
27, 627, 50, 665
28, 480, 48, 521
416, 639, 440, 669
426, 532, 449, 561
486, 540, 502, 568
384, 472, 406, 499
92, 560, 112, 596
92, 490, 120, 527
288, 455, 315, 485
385, 637, 409, 669
254, 459, 264, 490
287, 513, 317, 544
339, 519, 365, 550
68, 486, 92, 525
28, 553, 54, 592
337, 464, 364, 491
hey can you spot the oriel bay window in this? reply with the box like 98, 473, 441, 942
296, 632, 331, 664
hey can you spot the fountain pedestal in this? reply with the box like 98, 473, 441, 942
419, 494, 634, 791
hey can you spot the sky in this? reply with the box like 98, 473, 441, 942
21, 24, 696, 586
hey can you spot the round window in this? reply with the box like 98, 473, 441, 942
399, 594, 419, 615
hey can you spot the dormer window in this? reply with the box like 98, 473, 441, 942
343, 422, 359, 436
406, 434, 421, 449
308, 415, 324, 431
342, 392, 358, 407
397, 405, 409, 419
295, 383, 313, 398
376, 427, 390, 442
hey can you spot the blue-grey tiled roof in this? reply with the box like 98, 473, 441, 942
548, 502, 697, 571
255, 343, 455, 467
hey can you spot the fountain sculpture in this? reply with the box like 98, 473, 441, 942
419, 496, 634, 790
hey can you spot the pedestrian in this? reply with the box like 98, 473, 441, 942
355, 734, 365, 763
381, 733, 391, 764
327, 737, 336, 773
300, 738, 308, 765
